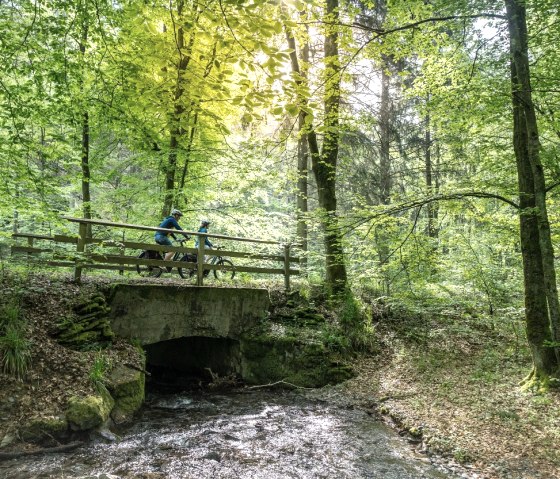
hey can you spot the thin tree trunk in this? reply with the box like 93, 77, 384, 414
284, 8, 310, 268
425, 111, 438, 238
375, 63, 392, 293
178, 43, 217, 200
379, 66, 391, 206
162, 0, 198, 216
505, 0, 559, 377
79, 9, 92, 237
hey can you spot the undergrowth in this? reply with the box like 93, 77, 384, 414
0, 298, 31, 380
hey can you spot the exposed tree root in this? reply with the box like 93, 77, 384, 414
519, 367, 560, 393
0, 441, 83, 461
246, 379, 313, 390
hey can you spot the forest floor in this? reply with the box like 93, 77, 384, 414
0, 271, 559, 479
316, 303, 560, 479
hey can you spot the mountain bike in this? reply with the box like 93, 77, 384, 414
136, 239, 196, 279
208, 246, 235, 280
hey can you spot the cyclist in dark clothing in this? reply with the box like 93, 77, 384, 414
155, 209, 188, 262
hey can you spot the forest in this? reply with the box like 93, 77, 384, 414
1, 0, 560, 390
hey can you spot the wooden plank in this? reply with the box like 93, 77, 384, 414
204, 263, 300, 275
46, 261, 136, 272
62, 216, 280, 245
197, 239, 205, 286
74, 222, 88, 282
283, 244, 291, 291
54, 234, 79, 244
11, 246, 53, 254
13, 238, 300, 265
88, 254, 188, 269
12, 233, 54, 240
204, 249, 300, 263
27, 255, 299, 276
85, 239, 196, 254
86, 254, 299, 275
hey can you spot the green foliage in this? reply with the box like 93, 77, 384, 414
333, 290, 378, 353
0, 300, 31, 380
89, 351, 112, 387
320, 324, 351, 353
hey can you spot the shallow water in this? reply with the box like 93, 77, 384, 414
0, 390, 456, 479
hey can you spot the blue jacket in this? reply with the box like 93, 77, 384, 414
195, 226, 213, 248
155, 216, 183, 240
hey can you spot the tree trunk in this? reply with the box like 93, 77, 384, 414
284, 0, 347, 293
311, 0, 347, 293
425, 111, 438, 238
297, 21, 310, 267
505, 0, 559, 378
284, 8, 309, 267
81, 111, 91, 221
162, 0, 197, 217
79, 11, 92, 237
375, 63, 392, 293
178, 43, 217, 206
379, 66, 391, 206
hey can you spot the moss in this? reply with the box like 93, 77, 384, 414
20, 415, 68, 442
239, 335, 353, 388
106, 364, 145, 424
65, 385, 114, 431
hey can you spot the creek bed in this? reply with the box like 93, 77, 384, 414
1, 390, 457, 478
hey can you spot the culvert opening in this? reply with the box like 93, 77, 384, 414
144, 336, 241, 392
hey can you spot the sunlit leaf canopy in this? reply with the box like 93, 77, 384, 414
1, 0, 560, 306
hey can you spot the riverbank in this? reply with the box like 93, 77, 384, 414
312, 302, 560, 479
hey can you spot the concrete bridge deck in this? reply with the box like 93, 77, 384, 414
107, 284, 270, 345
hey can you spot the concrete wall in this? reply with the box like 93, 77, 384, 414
107, 284, 270, 345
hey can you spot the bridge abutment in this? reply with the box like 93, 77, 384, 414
108, 284, 270, 345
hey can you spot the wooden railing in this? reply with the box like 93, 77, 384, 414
11, 217, 300, 289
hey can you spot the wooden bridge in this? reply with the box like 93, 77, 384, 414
11, 217, 300, 289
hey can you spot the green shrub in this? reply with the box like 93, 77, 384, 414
0, 300, 21, 329
0, 323, 31, 380
89, 351, 112, 387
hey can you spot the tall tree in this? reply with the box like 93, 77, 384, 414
308, 0, 348, 293
505, 0, 560, 381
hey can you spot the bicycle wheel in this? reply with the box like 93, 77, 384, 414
137, 251, 163, 278
178, 254, 197, 279
213, 259, 235, 280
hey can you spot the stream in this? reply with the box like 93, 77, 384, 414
0, 390, 460, 479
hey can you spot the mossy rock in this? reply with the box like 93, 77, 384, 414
65, 385, 114, 431
61, 330, 102, 345
106, 365, 145, 424
20, 415, 68, 442
240, 336, 353, 388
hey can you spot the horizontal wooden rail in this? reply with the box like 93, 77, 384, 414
12, 218, 301, 288
12, 237, 299, 263
62, 216, 287, 245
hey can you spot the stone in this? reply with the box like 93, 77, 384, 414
0, 433, 16, 448
66, 385, 115, 431
20, 415, 68, 442
106, 364, 145, 424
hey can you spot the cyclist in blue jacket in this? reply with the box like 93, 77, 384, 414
155, 209, 188, 262
195, 219, 214, 275
195, 219, 214, 249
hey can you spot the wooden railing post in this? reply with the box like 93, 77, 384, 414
27, 237, 33, 263
197, 235, 205, 286
74, 221, 87, 283
283, 244, 291, 291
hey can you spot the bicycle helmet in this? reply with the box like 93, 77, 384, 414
200, 218, 211, 226
171, 209, 183, 217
